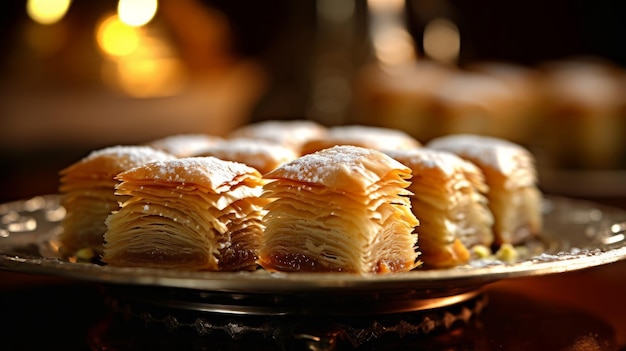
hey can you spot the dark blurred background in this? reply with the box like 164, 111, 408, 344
2, 3, 626, 349
0, 0, 625, 203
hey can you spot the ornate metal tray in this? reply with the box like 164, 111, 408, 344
1, 194, 625, 315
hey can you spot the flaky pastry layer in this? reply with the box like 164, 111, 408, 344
386, 148, 494, 267
102, 157, 267, 271
260, 145, 420, 274
58, 146, 175, 257
427, 134, 542, 244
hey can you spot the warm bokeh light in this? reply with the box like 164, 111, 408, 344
96, 13, 187, 98
96, 14, 140, 57
117, 0, 158, 27
110, 56, 186, 97
367, 0, 404, 12
367, 0, 416, 68
423, 18, 461, 65
26, 0, 71, 25
372, 27, 416, 67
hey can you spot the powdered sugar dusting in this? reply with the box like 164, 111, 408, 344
198, 138, 298, 163
385, 148, 476, 177
277, 146, 367, 184
326, 125, 421, 149
147, 134, 222, 157
120, 156, 259, 190
70, 145, 175, 174
427, 134, 533, 175
266, 145, 407, 186
229, 120, 327, 148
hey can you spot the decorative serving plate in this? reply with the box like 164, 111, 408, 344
1, 194, 625, 315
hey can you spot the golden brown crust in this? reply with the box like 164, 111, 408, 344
300, 125, 421, 155
193, 138, 299, 175
265, 144, 415, 194
146, 133, 223, 157
259, 145, 420, 273
427, 134, 542, 244
385, 148, 494, 267
58, 146, 176, 257
228, 119, 328, 154
117, 157, 263, 193
59, 146, 176, 185
103, 156, 267, 271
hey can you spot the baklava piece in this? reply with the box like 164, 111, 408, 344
228, 119, 328, 155
385, 148, 494, 267
58, 145, 176, 258
102, 157, 267, 271
193, 138, 299, 175
427, 134, 542, 245
259, 145, 420, 274
300, 125, 421, 155
146, 133, 223, 157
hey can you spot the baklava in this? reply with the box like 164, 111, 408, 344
58, 145, 176, 258
228, 119, 328, 155
102, 157, 267, 271
259, 145, 420, 274
146, 133, 223, 157
300, 125, 421, 155
193, 138, 299, 175
427, 134, 542, 245
385, 148, 494, 267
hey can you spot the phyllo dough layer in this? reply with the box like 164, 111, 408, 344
102, 157, 267, 271
146, 133, 223, 157
427, 134, 542, 245
228, 119, 329, 155
193, 138, 299, 175
58, 145, 176, 257
385, 148, 494, 267
259, 145, 420, 274
300, 125, 422, 155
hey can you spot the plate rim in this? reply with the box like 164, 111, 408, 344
1, 194, 626, 294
